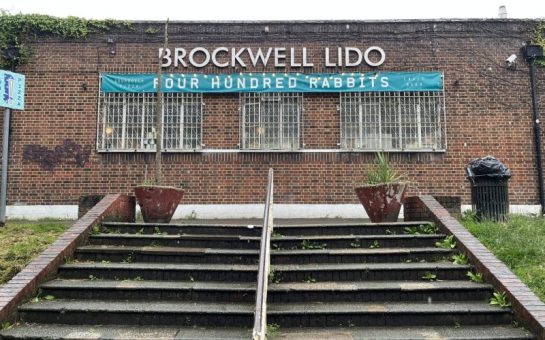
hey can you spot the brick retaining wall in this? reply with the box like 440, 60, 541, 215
405, 195, 545, 339
0, 194, 135, 323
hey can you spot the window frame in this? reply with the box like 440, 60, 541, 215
339, 91, 447, 152
239, 92, 304, 151
96, 92, 203, 152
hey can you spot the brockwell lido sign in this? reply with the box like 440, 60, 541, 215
101, 72, 443, 93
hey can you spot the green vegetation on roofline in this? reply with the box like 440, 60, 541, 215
461, 213, 545, 302
533, 21, 545, 67
0, 12, 131, 69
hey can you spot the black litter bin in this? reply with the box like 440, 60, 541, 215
466, 156, 511, 222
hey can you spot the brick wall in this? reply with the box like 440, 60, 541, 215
432, 196, 461, 218
4, 20, 545, 205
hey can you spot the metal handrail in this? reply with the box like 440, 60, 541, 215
252, 168, 274, 340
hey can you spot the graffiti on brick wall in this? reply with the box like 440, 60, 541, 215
23, 140, 92, 170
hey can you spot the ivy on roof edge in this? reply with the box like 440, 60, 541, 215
0, 12, 131, 69
533, 21, 545, 66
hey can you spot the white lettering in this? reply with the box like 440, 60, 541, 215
346, 77, 355, 88
211, 47, 229, 68
334, 77, 343, 88
263, 78, 272, 89
189, 47, 210, 68
302, 47, 314, 67
275, 77, 284, 89
370, 75, 378, 87
288, 77, 297, 88
309, 77, 318, 88
345, 47, 362, 67
274, 48, 286, 67
290, 47, 301, 67
325, 48, 335, 67
250, 78, 259, 88
321, 78, 330, 88
224, 77, 233, 89
237, 77, 246, 88
165, 78, 174, 89
174, 48, 187, 67
248, 48, 272, 67
381, 77, 389, 88
158, 46, 385, 69
160, 48, 172, 67
364, 46, 386, 67
359, 77, 365, 88
177, 78, 186, 88
231, 48, 247, 67
211, 76, 221, 88
191, 77, 199, 88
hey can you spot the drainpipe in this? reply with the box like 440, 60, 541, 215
523, 45, 545, 215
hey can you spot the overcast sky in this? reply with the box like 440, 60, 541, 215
1, 0, 544, 20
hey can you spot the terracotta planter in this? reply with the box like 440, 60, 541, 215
354, 183, 408, 223
134, 186, 184, 223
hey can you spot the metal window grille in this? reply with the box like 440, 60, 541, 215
340, 91, 446, 151
240, 93, 302, 150
97, 92, 203, 151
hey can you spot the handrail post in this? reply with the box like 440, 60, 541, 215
253, 168, 274, 340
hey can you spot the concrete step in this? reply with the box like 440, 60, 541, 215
266, 301, 513, 327
75, 245, 260, 264
101, 220, 433, 237
268, 280, 492, 303
1, 324, 533, 339
274, 325, 534, 340
58, 262, 258, 282
18, 300, 512, 328
74, 245, 453, 264
40, 279, 258, 302
1, 324, 252, 339
88, 233, 260, 249
40, 279, 493, 303
89, 233, 446, 249
57, 262, 471, 282
273, 234, 447, 250
19, 300, 254, 326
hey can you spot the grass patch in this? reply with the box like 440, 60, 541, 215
461, 214, 545, 301
0, 221, 71, 285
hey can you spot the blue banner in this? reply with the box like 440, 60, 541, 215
0, 70, 25, 110
101, 72, 443, 93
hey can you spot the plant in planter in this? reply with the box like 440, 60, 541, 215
354, 152, 408, 223
134, 19, 183, 224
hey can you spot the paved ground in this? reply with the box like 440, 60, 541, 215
3, 324, 533, 339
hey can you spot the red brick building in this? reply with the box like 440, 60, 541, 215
2, 19, 544, 219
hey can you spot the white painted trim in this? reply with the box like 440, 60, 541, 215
97, 148, 447, 154
461, 204, 542, 215
4, 204, 543, 220
171, 204, 370, 219
5, 204, 370, 220
7, 205, 78, 220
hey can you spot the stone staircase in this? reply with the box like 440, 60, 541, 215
1, 220, 534, 339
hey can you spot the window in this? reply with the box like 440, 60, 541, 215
97, 92, 202, 151
240, 93, 302, 150
340, 92, 446, 151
